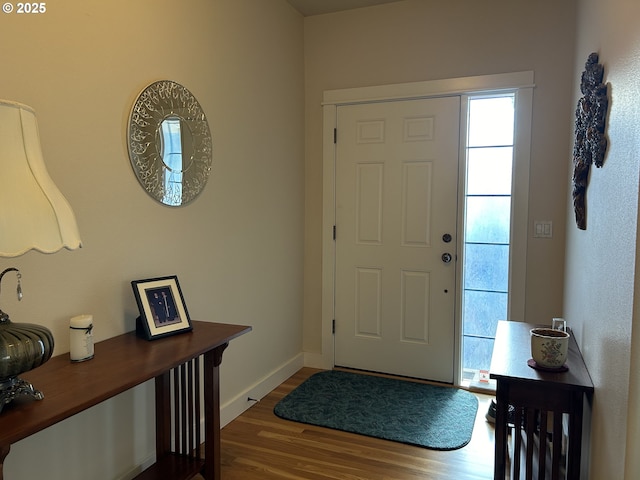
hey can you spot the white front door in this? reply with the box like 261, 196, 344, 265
334, 96, 460, 383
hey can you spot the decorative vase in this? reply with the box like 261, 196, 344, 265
0, 315, 54, 412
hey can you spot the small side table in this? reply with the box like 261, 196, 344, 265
490, 321, 594, 480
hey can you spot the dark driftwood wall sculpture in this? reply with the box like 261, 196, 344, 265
572, 52, 609, 230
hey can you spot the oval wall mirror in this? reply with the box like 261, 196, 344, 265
127, 80, 212, 206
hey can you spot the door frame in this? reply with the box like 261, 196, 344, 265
319, 71, 534, 385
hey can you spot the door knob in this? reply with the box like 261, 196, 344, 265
442, 253, 453, 263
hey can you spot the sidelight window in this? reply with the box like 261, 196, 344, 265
461, 95, 515, 389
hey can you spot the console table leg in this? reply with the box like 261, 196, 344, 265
203, 343, 228, 480
0, 444, 10, 480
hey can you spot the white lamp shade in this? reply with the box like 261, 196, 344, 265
0, 100, 82, 256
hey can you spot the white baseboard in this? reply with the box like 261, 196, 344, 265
117, 458, 155, 480
303, 350, 332, 370
220, 353, 304, 427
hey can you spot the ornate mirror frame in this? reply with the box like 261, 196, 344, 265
127, 80, 212, 207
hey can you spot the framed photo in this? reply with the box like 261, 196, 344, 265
131, 275, 192, 340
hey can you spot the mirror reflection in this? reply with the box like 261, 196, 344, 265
127, 81, 212, 207
158, 116, 195, 206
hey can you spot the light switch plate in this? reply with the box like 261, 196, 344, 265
533, 220, 553, 238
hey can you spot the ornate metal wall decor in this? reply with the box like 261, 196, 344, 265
128, 80, 212, 207
572, 53, 609, 230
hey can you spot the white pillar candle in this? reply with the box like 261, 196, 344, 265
70, 314, 94, 362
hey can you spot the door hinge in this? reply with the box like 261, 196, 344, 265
333, 128, 337, 144
332, 319, 336, 334
333, 225, 336, 240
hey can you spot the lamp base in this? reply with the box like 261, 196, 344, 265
0, 376, 44, 414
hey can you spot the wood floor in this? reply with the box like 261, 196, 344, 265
215, 367, 496, 479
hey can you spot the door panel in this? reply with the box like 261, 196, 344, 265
334, 97, 460, 382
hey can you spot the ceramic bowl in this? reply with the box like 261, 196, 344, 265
530, 328, 569, 369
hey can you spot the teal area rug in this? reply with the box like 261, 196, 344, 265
274, 370, 478, 450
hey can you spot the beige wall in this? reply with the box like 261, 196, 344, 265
565, 0, 640, 478
0, 0, 304, 478
302, 0, 577, 352
6, 0, 638, 478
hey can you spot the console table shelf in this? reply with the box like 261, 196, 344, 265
0, 320, 251, 480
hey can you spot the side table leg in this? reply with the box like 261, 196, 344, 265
0, 444, 10, 480
203, 343, 228, 480
567, 391, 585, 480
494, 382, 508, 479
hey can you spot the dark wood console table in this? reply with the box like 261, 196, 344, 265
0, 320, 251, 480
490, 321, 593, 480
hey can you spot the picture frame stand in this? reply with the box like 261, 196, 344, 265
131, 275, 193, 340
